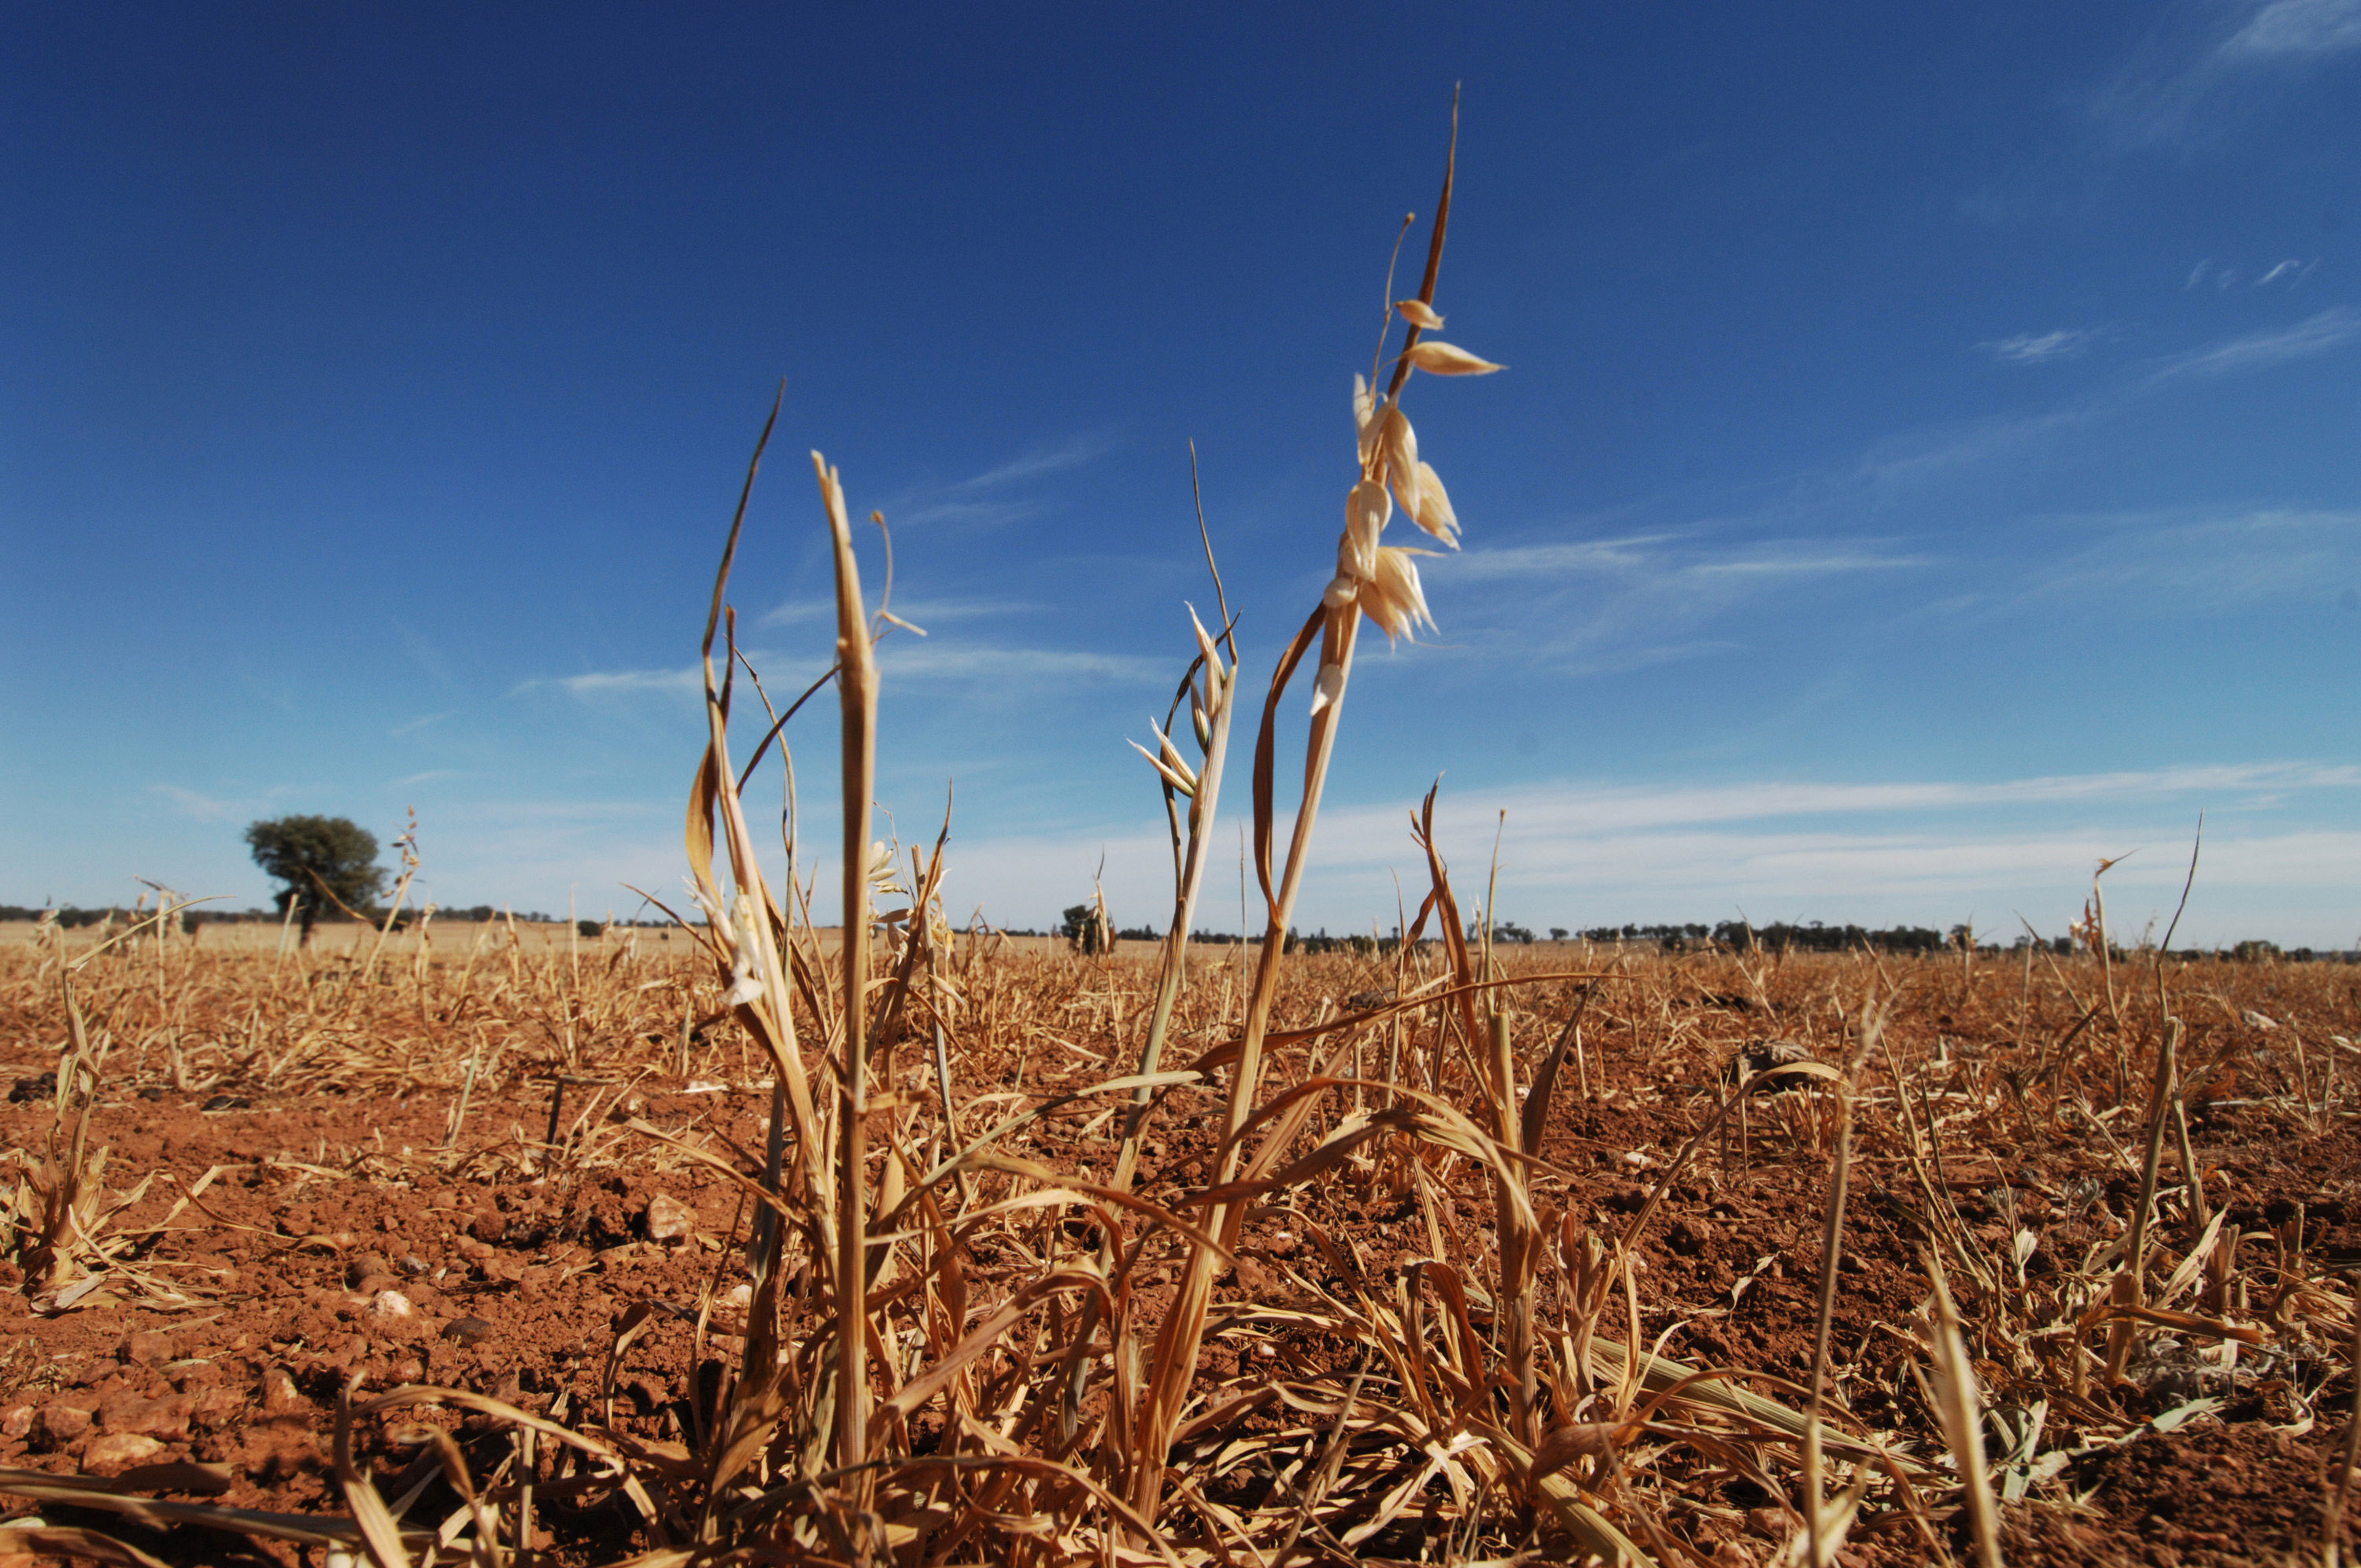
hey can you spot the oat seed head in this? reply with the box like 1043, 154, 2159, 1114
1402, 339, 1505, 376
1359, 545, 1436, 644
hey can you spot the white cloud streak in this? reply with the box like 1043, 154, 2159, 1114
149, 784, 242, 821
2093, 0, 2361, 149
519, 639, 1167, 700
2143, 307, 2361, 386
2220, 0, 2361, 58
927, 762, 2361, 943
1981, 328, 2101, 364
762, 595, 1029, 629
2020, 507, 2361, 611
885, 434, 1114, 529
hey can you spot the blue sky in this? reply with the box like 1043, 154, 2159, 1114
4, 2, 2358, 945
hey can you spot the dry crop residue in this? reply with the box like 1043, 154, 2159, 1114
0, 924, 2355, 1566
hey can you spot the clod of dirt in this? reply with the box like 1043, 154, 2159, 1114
347, 1253, 394, 1289
81, 1433, 165, 1475
1668, 1216, 1717, 1256
467, 1211, 505, 1244
34, 1403, 93, 1448
95, 1393, 190, 1438
442, 1316, 493, 1346
259, 1367, 301, 1415
642, 1192, 694, 1244
1724, 1038, 1812, 1085
119, 1329, 178, 1365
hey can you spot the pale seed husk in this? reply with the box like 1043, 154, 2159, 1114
1402, 340, 1505, 376
1359, 389, 1399, 471
1127, 737, 1196, 798
1394, 299, 1446, 330
1343, 479, 1391, 578
1308, 660, 1346, 715
1358, 546, 1436, 643
1380, 407, 1421, 514
1403, 460, 1459, 548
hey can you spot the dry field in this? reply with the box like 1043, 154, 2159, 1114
3, 135, 2355, 1568
0, 925, 2355, 1568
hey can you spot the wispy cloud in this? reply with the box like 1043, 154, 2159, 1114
513, 667, 704, 698
877, 643, 1166, 684
1430, 532, 1933, 674
391, 770, 462, 789
519, 639, 1166, 700
886, 433, 1116, 529
1307, 762, 2361, 851
1849, 308, 2355, 487
956, 434, 1114, 490
931, 762, 2361, 943
1450, 537, 1923, 585
2021, 507, 2361, 611
1981, 328, 2102, 364
149, 784, 242, 821
391, 710, 455, 737
762, 594, 1029, 629
1444, 536, 1676, 581
2143, 306, 2361, 385
2219, 0, 2361, 58
2092, 0, 2361, 149
1688, 551, 1931, 577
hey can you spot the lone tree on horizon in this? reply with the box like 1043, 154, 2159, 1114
244, 815, 385, 945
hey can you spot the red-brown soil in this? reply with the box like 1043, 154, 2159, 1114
0, 929, 2354, 1565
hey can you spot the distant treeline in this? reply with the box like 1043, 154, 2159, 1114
1580, 921, 1970, 954
1038, 914, 2349, 963
0, 904, 676, 932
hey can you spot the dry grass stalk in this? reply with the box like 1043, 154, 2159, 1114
2328, 1286, 2361, 1567
1129, 98, 1502, 1525
1922, 1251, 2004, 1568
1113, 449, 1239, 1197
815, 452, 880, 1486
1803, 1005, 1879, 1568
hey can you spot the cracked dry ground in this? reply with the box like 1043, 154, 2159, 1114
0, 939, 2355, 1566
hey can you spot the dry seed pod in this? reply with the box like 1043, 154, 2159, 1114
1308, 661, 1347, 715
1402, 340, 1505, 376
1397, 459, 1459, 548
1186, 603, 1225, 684
1322, 574, 1359, 608
721, 894, 765, 1007
1152, 718, 1195, 784
1128, 736, 1196, 797
1380, 408, 1420, 511
1393, 299, 1445, 330
1358, 389, 1398, 470
1358, 547, 1435, 643
1343, 479, 1391, 577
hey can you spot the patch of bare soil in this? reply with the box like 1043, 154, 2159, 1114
0, 931, 2354, 1566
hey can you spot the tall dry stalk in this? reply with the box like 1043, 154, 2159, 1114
1804, 1005, 1881, 1568
1129, 102, 1502, 1519
815, 452, 880, 1479
1113, 459, 1239, 1194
